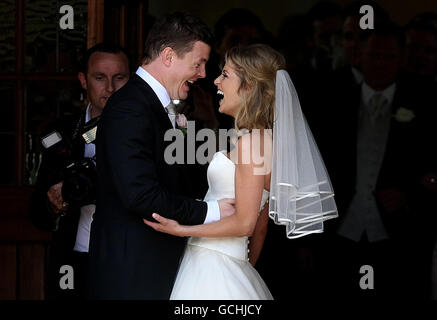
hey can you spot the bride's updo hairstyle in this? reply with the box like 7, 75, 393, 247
225, 44, 286, 131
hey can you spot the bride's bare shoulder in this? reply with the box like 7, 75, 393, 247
229, 129, 272, 172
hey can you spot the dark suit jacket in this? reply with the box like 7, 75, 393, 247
88, 74, 208, 300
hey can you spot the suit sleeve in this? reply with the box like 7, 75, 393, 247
99, 98, 207, 226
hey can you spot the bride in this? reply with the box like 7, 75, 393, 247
144, 44, 338, 299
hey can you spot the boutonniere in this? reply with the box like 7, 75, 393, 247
393, 107, 415, 123
176, 113, 188, 135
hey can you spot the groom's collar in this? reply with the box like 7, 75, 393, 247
136, 66, 171, 109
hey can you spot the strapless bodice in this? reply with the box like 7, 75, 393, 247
188, 151, 269, 262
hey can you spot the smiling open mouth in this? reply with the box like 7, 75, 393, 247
217, 90, 224, 102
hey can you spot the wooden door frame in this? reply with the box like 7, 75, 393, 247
87, 0, 105, 49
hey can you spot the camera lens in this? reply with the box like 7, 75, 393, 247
61, 159, 96, 208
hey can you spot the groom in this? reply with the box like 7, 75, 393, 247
87, 12, 235, 299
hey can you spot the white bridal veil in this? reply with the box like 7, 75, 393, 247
268, 70, 338, 238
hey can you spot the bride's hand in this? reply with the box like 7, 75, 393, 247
218, 198, 236, 219
143, 213, 185, 237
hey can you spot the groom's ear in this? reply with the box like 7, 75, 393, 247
161, 47, 175, 67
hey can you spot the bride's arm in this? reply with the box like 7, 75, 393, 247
248, 204, 269, 266
144, 133, 269, 238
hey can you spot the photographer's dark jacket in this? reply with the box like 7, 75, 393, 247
29, 110, 88, 299
30, 111, 87, 232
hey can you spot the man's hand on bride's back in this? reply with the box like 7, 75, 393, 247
218, 198, 236, 219
143, 213, 184, 236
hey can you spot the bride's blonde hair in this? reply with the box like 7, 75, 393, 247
225, 44, 286, 131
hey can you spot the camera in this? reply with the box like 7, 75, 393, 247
41, 116, 100, 209
61, 157, 97, 208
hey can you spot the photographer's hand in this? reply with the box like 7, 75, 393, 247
47, 181, 67, 214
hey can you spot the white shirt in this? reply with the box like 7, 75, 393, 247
83, 103, 95, 159
135, 66, 220, 225
74, 103, 95, 252
361, 81, 396, 110
351, 67, 363, 85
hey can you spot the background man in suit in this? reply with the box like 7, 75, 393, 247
324, 21, 429, 298
30, 43, 130, 299
87, 12, 235, 300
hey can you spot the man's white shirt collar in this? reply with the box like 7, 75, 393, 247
85, 103, 91, 123
361, 81, 396, 109
136, 66, 171, 109
351, 67, 363, 85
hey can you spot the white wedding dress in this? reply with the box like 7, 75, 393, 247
170, 150, 273, 300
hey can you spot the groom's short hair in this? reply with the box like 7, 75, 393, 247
142, 12, 214, 64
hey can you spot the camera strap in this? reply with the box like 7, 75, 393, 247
72, 112, 86, 141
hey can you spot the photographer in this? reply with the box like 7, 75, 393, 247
30, 43, 130, 300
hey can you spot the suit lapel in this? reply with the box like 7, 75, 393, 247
390, 86, 402, 120
374, 85, 415, 189
385, 86, 407, 151
132, 74, 173, 131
